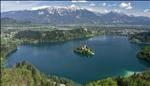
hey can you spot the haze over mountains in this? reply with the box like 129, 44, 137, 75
1, 6, 150, 25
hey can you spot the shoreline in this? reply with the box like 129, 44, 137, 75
123, 70, 141, 77
129, 41, 150, 45
2, 34, 150, 85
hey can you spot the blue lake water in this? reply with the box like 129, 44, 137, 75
6, 35, 150, 83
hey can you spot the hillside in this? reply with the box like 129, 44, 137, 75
137, 46, 150, 63
128, 31, 150, 43
1, 61, 80, 86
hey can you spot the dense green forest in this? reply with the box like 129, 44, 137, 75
14, 28, 94, 44
1, 61, 80, 86
86, 70, 150, 86
128, 31, 150, 43
137, 46, 150, 63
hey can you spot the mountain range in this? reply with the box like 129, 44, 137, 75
1, 6, 150, 25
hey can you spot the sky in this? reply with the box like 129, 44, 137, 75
1, 1, 150, 17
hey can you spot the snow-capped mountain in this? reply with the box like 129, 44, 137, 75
1, 6, 150, 25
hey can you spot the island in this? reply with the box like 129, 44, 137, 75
74, 45, 94, 56
137, 46, 150, 62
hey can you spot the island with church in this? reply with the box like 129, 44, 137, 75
74, 44, 94, 56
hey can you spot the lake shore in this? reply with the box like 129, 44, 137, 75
1, 28, 150, 86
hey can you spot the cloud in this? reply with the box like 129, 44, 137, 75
90, 3, 95, 7
87, 8, 93, 11
76, 15, 80, 19
72, 0, 88, 3
31, 6, 50, 10
69, 4, 81, 9
16, 1, 20, 4
144, 9, 149, 12
102, 3, 106, 6
127, 11, 150, 17
119, 2, 132, 9
113, 9, 121, 13
70, 4, 76, 7
103, 9, 109, 13
87, 8, 110, 13
87, 8, 92, 11
70, 4, 77, 8
1, 1, 40, 12
97, 9, 110, 13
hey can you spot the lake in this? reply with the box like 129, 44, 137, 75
6, 35, 150, 83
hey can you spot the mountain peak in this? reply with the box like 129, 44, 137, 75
105, 11, 127, 17
31, 5, 83, 11
1, 6, 150, 25
31, 5, 85, 15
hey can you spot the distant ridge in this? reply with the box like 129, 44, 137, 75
1, 6, 150, 25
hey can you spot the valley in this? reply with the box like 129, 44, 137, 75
1, 1, 150, 86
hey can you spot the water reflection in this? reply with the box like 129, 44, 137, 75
137, 58, 150, 67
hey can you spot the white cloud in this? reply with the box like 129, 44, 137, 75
143, 9, 150, 17
119, 2, 132, 9
16, 1, 20, 4
70, 4, 76, 8
120, 2, 128, 8
127, 11, 150, 17
102, 3, 106, 6
69, 4, 81, 9
98, 9, 110, 13
144, 9, 149, 12
103, 9, 109, 13
90, 3, 95, 7
87, 8, 93, 11
31, 6, 50, 10
1, 1, 40, 12
72, 0, 88, 3
113, 9, 121, 13
76, 15, 80, 19
87, 8, 109, 13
